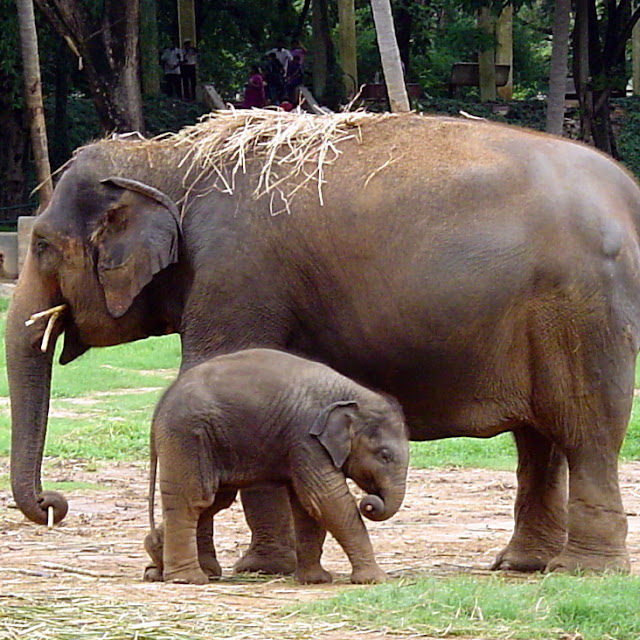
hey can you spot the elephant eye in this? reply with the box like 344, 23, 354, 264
33, 236, 49, 256
378, 448, 394, 464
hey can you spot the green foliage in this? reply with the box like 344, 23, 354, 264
289, 573, 640, 640
0, 0, 23, 109
614, 97, 640, 180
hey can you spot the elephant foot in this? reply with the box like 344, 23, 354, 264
143, 564, 163, 582
490, 546, 551, 573
164, 566, 209, 585
295, 566, 333, 584
546, 548, 630, 574
199, 551, 222, 578
350, 564, 388, 584
491, 532, 565, 573
233, 547, 297, 575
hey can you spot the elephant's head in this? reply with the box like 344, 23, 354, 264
311, 398, 409, 522
6, 145, 182, 525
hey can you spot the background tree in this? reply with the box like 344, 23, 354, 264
370, 0, 410, 111
34, 0, 144, 133
546, 0, 570, 135
572, 1, 640, 155
17, 0, 53, 208
1, 1, 31, 213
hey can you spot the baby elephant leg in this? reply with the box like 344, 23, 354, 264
196, 489, 237, 578
293, 475, 386, 584
288, 490, 332, 584
160, 458, 215, 584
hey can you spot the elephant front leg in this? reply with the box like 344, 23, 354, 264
234, 487, 297, 575
491, 426, 568, 572
288, 489, 332, 584
293, 474, 387, 584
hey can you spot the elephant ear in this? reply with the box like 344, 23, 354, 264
310, 400, 359, 468
94, 178, 181, 318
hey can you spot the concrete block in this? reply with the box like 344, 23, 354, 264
0, 232, 18, 278
18, 216, 36, 275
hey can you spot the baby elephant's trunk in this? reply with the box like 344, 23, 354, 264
359, 483, 406, 522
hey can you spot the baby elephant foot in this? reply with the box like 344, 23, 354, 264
294, 566, 333, 584
350, 565, 387, 584
164, 566, 209, 585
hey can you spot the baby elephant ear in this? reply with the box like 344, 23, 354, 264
310, 400, 359, 468
95, 178, 181, 318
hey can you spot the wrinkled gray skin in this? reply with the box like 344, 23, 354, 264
143, 348, 409, 585
7, 114, 640, 575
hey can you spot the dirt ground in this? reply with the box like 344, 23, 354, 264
1, 459, 640, 639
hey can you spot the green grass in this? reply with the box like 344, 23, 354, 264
285, 572, 640, 640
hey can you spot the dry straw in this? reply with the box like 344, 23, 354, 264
161, 108, 395, 214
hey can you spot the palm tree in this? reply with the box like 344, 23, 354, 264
546, 0, 571, 136
370, 0, 410, 113
16, 0, 52, 208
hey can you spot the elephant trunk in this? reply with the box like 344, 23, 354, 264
358, 480, 406, 522
6, 255, 68, 525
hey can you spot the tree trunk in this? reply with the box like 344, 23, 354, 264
573, 0, 593, 144
34, 0, 144, 134
177, 0, 196, 45
496, 4, 513, 101
338, 0, 358, 98
16, 0, 52, 209
0, 107, 30, 213
478, 7, 496, 102
546, 0, 571, 135
370, 0, 410, 113
140, 0, 160, 96
312, 0, 330, 102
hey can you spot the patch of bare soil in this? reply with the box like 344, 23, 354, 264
1, 459, 640, 639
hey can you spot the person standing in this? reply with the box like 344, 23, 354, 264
290, 40, 307, 67
266, 38, 293, 76
264, 52, 284, 104
241, 65, 267, 108
285, 54, 303, 101
160, 43, 182, 98
180, 39, 198, 101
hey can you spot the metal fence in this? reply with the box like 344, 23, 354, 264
0, 203, 36, 227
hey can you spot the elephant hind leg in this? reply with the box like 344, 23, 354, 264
234, 487, 297, 575
547, 443, 629, 573
491, 424, 568, 572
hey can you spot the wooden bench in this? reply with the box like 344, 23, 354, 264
359, 82, 422, 107
448, 62, 511, 97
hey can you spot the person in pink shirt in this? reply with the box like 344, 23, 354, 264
241, 65, 266, 108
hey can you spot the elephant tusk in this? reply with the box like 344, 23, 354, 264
25, 304, 68, 327
47, 506, 54, 529
25, 304, 67, 353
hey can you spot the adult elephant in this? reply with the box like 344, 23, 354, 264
7, 111, 640, 574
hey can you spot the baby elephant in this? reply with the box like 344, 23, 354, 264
144, 348, 409, 585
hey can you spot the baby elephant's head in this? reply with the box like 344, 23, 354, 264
311, 396, 409, 522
